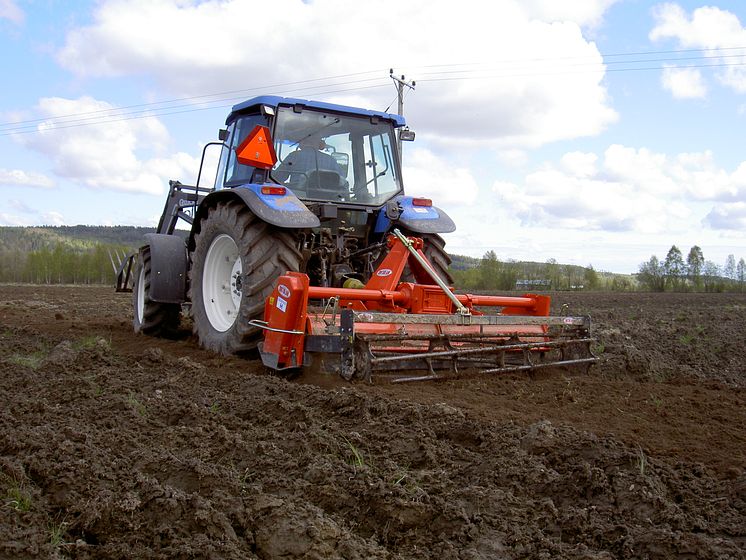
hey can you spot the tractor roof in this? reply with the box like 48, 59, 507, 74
227, 95, 406, 127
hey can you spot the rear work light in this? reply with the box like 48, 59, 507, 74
261, 186, 287, 196
412, 198, 432, 207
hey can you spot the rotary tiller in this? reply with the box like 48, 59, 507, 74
254, 230, 597, 382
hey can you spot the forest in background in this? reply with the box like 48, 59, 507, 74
0, 226, 148, 285
0, 226, 741, 292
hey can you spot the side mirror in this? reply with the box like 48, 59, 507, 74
218, 129, 228, 141
385, 200, 401, 220
400, 129, 415, 142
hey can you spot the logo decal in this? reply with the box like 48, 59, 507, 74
276, 297, 287, 312
278, 284, 291, 299
376, 268, 393, 277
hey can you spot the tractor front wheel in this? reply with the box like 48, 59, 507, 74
189, 200, 301, 355
132, 246, 181, 336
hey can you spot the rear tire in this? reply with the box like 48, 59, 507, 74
133, 246, 181, 336
189, 200, 301, 355
401, 232, 454, 285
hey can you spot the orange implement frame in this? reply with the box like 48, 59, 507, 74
255, 233, 596, 381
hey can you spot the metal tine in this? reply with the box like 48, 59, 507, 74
389, 356, 598, 383
370, 337, 596, 365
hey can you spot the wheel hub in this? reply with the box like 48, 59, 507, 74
202, 234, 242, 332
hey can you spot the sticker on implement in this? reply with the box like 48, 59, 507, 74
278, 284, 291, 299
276, 296, 287, 312
376, 268, 393, 277
563, 317, 575, 324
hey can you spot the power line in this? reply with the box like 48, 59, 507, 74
3, 45, 746, 136
417, 60, 746, 83
0, 76, 391, 134
0, 82, 393, 137
0, 69, 389, 129
416, 52, 746, 79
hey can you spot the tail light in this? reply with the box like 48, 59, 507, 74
261, 186, 287, 196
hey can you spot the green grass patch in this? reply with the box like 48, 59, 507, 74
49, 518, 68, 548
126, 393, 147, 417
5, 484, 32, 512
74, 335, 112, 352
8, 351, 46, 370
342, 436, 365, 470
679, 334, 695, 345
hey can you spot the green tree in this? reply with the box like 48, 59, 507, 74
479, 250, 500, 290
702, 260, 722, 292
686, 245, 704, 289
543, 258, 561, 290
583, 264, 600, 290
638, 255, 665, 292
724, 254, 736, 281
663, 245, 686, 291
738, 258, 745, 291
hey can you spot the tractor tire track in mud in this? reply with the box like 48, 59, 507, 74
1, 285, 745, 559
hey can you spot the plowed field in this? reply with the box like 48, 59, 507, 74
1, 285, 745, 559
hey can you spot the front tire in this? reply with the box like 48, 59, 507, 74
189, 200, 301, 355
132, 246, 181, 336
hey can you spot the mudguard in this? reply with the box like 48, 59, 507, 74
374, 195, 456, 234
142, 233, 188, 303
194, 185, 320, 233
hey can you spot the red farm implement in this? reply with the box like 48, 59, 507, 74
255, 230, 597, 382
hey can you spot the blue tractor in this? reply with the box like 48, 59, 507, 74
119, 95, 457, 356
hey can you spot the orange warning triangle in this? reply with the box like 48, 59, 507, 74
235, 125, 277, 169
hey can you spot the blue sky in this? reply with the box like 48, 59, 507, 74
1, 0, 746, 273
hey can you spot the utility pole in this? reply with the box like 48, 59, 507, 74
390, 69, 415, 159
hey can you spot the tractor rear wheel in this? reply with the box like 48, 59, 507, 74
189, 200, 301, 355
400, 232, 453, 285
132, 246, 181, 336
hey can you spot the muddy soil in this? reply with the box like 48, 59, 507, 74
0, 285, 744, 559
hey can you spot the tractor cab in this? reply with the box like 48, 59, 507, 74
216, 96, 405, 207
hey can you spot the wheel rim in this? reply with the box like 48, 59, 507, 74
202, 234, 242, 332
136, 265, 145, 324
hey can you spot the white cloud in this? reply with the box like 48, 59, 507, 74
0, 208, 65, 227
0, 168, 54, 188
496, 149, 529, 168
0, 0, 24, 24
0, 213, 29, 226
521, 0, 620, 28
491, 144, 746, 234
40, 211, 65, 226
704, 202, 746, 230
560, 151, 598, 177
55, 0, 617, 149
661, 66, 707, 99
15, 96, 201, 195
403, 148, 480, 206
650, 4, 746, 93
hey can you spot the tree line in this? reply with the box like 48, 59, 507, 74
0, 226, 158, 286
638, 245, 745, 292
451, 250, 614, 291
0, 243, 129, 285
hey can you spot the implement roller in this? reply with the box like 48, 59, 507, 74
254, 229, 598, 382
